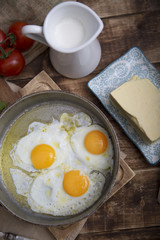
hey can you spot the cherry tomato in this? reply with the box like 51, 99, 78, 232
0, 48, 25, 76
8, 21, 34, 52
0, 30, 7, 49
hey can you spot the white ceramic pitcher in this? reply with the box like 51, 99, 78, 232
22, 1, 104, 78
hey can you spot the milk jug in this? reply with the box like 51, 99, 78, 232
22, 1, 104, 78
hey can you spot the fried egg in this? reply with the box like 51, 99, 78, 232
10, 120, 71, 172
71, 124, 113, 170
8, 112, 113, 216
10, 167, 105, 216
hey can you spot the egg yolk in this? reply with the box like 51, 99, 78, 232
63, 170, 89, 197
84, 130, 108, 155
31, 144, 55, 169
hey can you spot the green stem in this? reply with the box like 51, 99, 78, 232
0, 46, 6, 57
0, 32, 16, 47
0, 46, 15, 59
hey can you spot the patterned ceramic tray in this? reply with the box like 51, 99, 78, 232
88, 47, 160, 165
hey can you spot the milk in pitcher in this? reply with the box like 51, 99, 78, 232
53, 17, 85, 49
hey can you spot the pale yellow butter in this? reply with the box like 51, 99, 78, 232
110, 75, 160, 143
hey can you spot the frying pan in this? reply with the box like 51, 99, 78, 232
0, 90, 120, 226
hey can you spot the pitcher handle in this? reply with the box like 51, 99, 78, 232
22, 25, 49, 46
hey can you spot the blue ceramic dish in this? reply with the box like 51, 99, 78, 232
88, 47, 160, 165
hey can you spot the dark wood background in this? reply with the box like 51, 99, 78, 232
3, 0, 160, 239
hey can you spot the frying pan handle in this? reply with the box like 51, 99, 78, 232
0, 77, 20, 104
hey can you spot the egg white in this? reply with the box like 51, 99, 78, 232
10, 168, 33, 197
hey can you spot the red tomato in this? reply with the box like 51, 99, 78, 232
0, 30, 7, 49
8, 21, 34, 52
0, 48, 25, 76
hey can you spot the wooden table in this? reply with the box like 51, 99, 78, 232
3, 0, 160, 239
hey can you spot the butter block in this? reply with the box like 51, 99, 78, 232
110, 75, 160, 143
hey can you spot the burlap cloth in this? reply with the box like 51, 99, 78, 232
0, 0, 63, 67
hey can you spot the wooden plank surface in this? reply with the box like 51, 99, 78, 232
79, 0, 160, 18
1, 0, 160, 239
80, 168, 160, 233
77, 227, 160, 240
